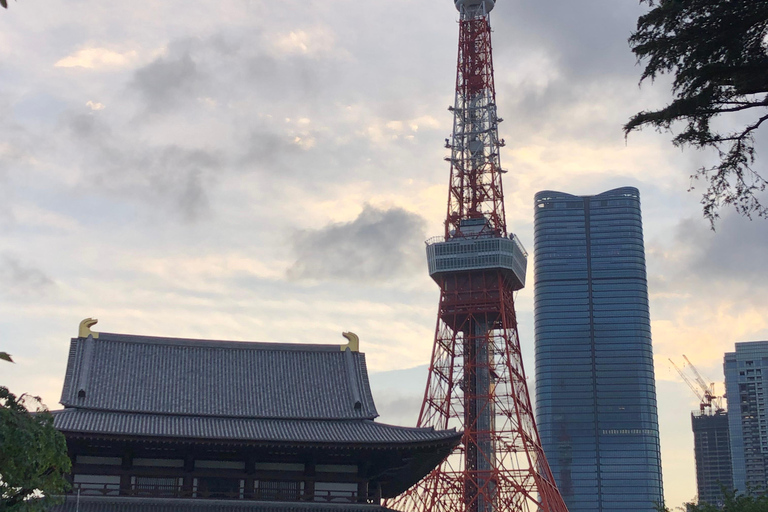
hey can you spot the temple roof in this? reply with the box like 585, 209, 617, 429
60, 332, 377, 420
55, 330, 460, 449
49, 496, 399, 512
53, 409, 459, 446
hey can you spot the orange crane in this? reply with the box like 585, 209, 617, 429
669, 355, 723, 413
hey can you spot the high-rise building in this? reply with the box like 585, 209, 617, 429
533, 187, 664, 512
691, 409, 733, 505
724, 341, 768, 494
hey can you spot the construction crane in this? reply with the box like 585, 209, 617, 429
669, 355, 723, 413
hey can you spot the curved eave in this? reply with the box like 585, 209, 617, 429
60, 430, 461, 454
378, 439, 459, 498
53, 409, 461, 450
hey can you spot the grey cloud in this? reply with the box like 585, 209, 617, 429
0, 254, 55, 297
488, 0, 658, 145
288, 205, 427, 282
496, 0, 645, 80
129, 33, 345, 116
101, 144, 219, 223
237, 129, 304, 171
675, 212, 768, 285
132, 50, 202, 112
59, 19, 457, 217
243, 54, 330, 104
176, 168, 209, 222
64, 112, 219, 222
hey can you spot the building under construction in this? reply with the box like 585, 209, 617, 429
671, 356, 732, 505
691, 409, 732, 505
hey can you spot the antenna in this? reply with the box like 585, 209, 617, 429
385, 1, 569, 512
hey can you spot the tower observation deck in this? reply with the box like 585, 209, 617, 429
387, 2, 569, 512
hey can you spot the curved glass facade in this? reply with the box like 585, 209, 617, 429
533, 187, 663, 512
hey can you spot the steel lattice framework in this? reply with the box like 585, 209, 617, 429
386, 2, 569, 512
445, 0, 505, 239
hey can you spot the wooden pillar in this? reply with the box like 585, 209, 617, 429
357, 481, 368, 504
244, 453, 255, 500
304, 460, 316, 501
66, 444, 77, 489
119, 449, 132, 496
182, 453, 195, 497
358, 458, 371, 503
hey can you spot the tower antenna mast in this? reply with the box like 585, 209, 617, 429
388, 2, 569, 512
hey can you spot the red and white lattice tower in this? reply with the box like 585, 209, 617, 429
387, 1, 569, 512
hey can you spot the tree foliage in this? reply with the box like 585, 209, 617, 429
0, 387, 70, 511
659, 490, 768, 512
626, 0, 768, 225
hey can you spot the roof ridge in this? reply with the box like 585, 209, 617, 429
86, 332, 346, 352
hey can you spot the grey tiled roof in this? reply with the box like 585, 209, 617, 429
60, 333, 377, 420
52, 409, 460, 445
48, 496, 398, 512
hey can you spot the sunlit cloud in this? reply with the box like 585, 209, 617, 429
55, 48, 138, 69
271, 27, 338, 56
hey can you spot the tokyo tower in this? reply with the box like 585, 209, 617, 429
387, 1, 569, 512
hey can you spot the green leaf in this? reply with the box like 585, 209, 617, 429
0, 0, 7, 8
0, 352, 13, 363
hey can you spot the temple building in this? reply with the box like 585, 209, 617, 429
50, 319, 460, 511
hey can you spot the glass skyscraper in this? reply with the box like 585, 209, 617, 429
724, 341, 768, 494
533, 187, 664, 512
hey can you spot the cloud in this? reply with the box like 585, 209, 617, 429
496, 0, 646, 80
55, 48, 138, 69
270, 26, 338, 56
287, 205, 427, 282
368, 365, 428, 426
675, 213, 768, 285
0, 254, 55, 297
63, 112, 220, 222
649, 210, 768, 299
131, 50, 202, 111
647, 212, 768, 375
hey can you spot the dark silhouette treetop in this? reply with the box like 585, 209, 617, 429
657, 489, 768, 512
626, 0, 768, 226
0, 387, 71, 511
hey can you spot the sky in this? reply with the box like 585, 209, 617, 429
1, 0, 768, 508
